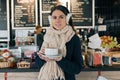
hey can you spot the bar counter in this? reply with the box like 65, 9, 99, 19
0, 65, 120, 72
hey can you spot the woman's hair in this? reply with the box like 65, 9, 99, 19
50, 5, 76, 33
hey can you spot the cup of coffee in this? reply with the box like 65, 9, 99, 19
45, 48, 58, 56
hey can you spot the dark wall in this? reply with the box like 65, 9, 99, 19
95, 0, 120, 43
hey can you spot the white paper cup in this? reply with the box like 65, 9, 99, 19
45, 48, 58, 56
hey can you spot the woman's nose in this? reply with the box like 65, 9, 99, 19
56, 17, 61, 22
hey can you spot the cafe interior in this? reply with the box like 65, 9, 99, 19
0, 0, 120, 80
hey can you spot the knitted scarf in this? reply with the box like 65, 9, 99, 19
38, 25, 75, 80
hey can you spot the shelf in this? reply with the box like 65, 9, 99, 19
82, 65, 120, 71
1, 64, 120, 72
0, 68, 39, 72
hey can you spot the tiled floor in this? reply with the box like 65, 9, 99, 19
76, 71, 120, 80
0, 71, 120, 80
76, 71, 98, 80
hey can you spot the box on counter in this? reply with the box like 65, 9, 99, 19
85, 49, 103, 67
103, 51, 120, 65
17, 61, 30, 68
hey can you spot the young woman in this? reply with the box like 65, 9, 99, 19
35, 5, 83, 80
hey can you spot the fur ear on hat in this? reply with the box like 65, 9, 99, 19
48, 15, 52, 25
66, 13, 72, 25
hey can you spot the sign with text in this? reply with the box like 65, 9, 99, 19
70, 0, 94, 27
41, 0, 57, 11
12, 0, 38, 29
42, 13, 50, 27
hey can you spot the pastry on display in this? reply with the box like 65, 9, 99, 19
0, 49, 15, 68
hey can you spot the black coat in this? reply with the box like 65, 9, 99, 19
35, 34, 83, 80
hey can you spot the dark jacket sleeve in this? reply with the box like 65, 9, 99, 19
35, 36, 45, 69
57, 35, 84, 74
35, 55, 46, 69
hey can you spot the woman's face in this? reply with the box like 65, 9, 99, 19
51, 10, 67, 30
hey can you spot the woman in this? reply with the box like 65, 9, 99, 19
35, 5, 83, 80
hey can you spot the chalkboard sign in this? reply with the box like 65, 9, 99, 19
0, 0, 9, 41
42, 13, 50, 27
41, 0, 57, 11
70, 0, 94, 27
40, 0, 58, 27
40, 0, 68, 27
12, 0, 38, 29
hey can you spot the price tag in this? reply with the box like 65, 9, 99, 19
98, 25, 107, 31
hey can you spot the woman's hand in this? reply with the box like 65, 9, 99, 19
37, 48, 62, 62
37, 49, 51, 62
54, 56, 62, 61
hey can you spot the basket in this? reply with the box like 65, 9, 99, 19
17, 61, 30, 68
0, 62, 11, 68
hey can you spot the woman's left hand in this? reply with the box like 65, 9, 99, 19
37, 48, 62, 61
37, 49, 52, 62
38, 53, 52, 62
54, 56, 62, 61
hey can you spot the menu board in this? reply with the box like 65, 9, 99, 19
12, 0, 37, 29
0, 0, 9, 40
42, 13, 50, 27
41, 0, 57, 11
70, 0, 93, 27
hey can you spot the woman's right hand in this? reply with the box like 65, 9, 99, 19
37, 48, 51, 62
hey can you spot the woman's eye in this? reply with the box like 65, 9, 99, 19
52, 16, 57, 19
52, 15, 65, 19
59, 16, 64, 19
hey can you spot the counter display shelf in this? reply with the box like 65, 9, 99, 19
0, 49, 120, 72
82, 65, 120, 71
0, 63, 120, 72
0, 68, 39, 72
0, 62, 38, 72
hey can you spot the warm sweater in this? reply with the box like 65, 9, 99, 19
35, 34, 83, 80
